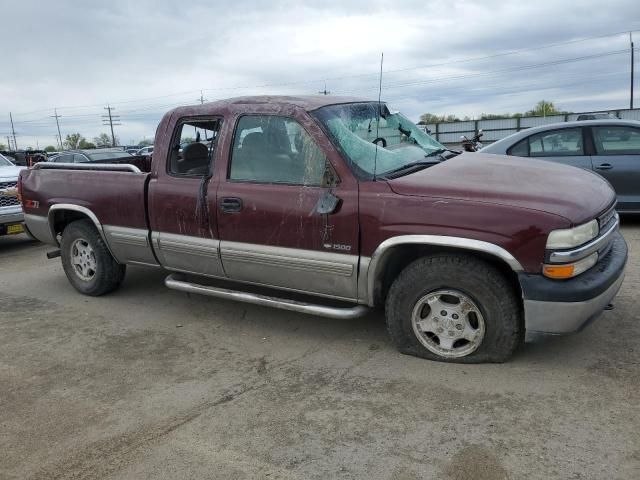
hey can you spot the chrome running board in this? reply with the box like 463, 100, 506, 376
165, 273, 369, 320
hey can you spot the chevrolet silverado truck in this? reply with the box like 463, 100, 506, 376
19, 96, 627, 363
1, 153, 26, 236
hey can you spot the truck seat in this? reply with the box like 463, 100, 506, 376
179, 142, 210, 175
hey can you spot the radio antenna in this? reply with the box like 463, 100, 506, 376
373, 52, 384, 181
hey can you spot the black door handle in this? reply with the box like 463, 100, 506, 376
596, 163, 613, 170
219, 197, 243, 212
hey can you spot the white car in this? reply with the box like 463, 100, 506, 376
0, 153, 26, 236
135, 146, 154, 156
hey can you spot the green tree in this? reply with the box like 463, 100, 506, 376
526, 100, 563, 116
0, 143, 6, 150
80, 140, 96, 149
419, 113, 460, 124
138, 138, 153, 146
64, 133, 85, 149
93, 133, 112, 147
44, 145, 57, 152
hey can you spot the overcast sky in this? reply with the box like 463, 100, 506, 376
1, 0, 639, 149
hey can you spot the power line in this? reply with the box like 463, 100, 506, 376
5, 29, 639, 118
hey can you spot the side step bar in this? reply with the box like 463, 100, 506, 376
165, 273, 370, 320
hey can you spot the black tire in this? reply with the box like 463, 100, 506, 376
60, 219, 126, 296
385, 254, 523, 363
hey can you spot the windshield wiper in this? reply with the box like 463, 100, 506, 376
426, 148, 461, 159
380, 160, 439, 179
425, 148, 448, 157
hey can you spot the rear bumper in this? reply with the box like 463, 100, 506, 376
519, 232, 627, 336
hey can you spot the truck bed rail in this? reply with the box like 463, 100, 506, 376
32, 162, 143, 174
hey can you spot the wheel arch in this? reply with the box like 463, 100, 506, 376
366, 235, 524, 307
48, 204, 109, 248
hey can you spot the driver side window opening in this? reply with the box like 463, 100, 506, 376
169, 118, 222, 176
229, 115, 327, 186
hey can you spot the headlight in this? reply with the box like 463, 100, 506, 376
546, 220, 598, 250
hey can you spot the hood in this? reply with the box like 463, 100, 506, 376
0, 165, 26, 182
387, 153, 615, 225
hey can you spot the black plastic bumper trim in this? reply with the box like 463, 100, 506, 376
519, 231, 627, 303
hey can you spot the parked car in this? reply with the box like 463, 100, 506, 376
0, 153, 26, 236
125, 148, 140, 155
135, 145, 153, 156
577, 113, 617, 121
20, 96, 626, 363
50, 148, 132, 163
480, 120, 640, 212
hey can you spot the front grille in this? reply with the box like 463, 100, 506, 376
598, 205, 617, 230
0, 181, 20, 208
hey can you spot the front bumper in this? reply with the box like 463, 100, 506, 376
0, 206, 24, 234
519, 232, 627, 336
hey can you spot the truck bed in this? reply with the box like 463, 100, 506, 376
20, 163, 150, 232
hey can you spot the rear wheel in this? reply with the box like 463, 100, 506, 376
60, 219, 125, 296
385, 254, 522, 363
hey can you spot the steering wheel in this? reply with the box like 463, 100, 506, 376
372, 137, 387, 147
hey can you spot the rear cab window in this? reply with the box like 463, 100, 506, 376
168, 118, 222, 176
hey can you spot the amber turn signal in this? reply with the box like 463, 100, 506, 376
542, 264, 575, 279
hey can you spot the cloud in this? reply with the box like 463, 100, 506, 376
1, 0, 638, 148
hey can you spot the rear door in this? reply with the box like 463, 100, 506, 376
589, 125, 640, 211
215, 109, 360, 300
147, 117, 225, 276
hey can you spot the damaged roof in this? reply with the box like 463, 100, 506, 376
167, 95, 372, 117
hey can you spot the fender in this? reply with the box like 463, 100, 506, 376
365, 235, 524, 307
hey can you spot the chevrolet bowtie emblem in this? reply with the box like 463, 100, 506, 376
0, 187, 18, 197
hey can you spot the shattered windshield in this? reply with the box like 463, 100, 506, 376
313, 102, 446, 177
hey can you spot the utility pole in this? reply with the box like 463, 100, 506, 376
318, 82, 330, 95
102, 105, 121, 147
51, 109, 64, 150
198, 90, 207, 104
631, 32, 635, 109
6, 136, 11, 151
9, 113, 17, 151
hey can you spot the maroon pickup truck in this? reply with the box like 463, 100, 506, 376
19, 96, 627, 363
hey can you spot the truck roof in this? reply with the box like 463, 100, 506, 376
168, 95, 372, 117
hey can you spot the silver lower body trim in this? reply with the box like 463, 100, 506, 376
523, 272, 625, 335
165, 273, 370, 320
23, 213, 56, 244
104, 225, 158, 266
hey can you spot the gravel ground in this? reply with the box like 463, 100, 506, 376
1, 221, 639, 480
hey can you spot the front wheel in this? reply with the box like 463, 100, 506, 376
385, 254, 523, 363
60, 219, 126, 296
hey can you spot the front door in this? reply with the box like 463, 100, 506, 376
527, 126, 593, 170
216, 113, 360, 300
589, 125, 640, 212
148, 117, 225, 277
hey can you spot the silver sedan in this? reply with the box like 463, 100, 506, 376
480, 119, 640, 212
